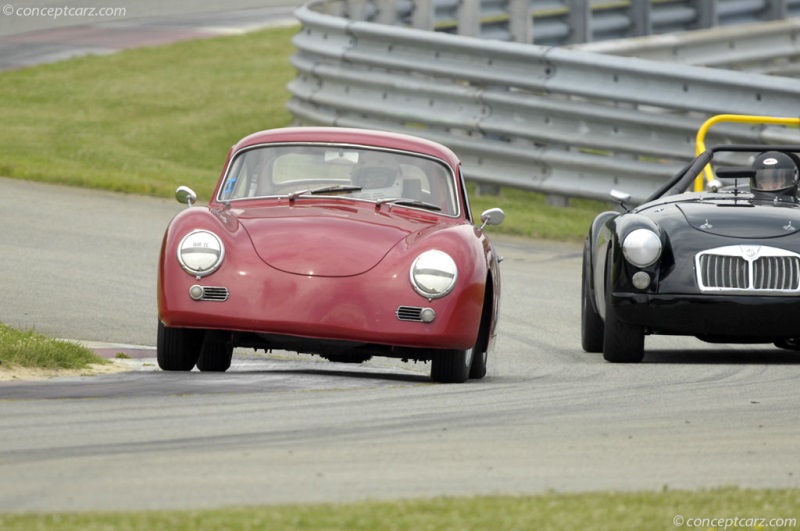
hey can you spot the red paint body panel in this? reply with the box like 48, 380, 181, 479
158, 127, 501, 356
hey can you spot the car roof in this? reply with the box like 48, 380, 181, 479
232, 127, 461, 168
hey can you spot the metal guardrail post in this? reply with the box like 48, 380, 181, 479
565, 0, 591, 44
457, 0, 481, 37
628, 0, 651, 37
508, 0, 531, 43
412, 0, 436, 30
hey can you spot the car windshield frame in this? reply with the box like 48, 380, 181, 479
216, 142, 462, 217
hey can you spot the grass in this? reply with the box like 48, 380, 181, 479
0, 323, 105, 370
0, 26, 298, 198
0, 487, 797, 530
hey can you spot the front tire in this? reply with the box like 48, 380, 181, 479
157, 321, 203, 371
581, 240, 604, 353
431, 348, 473, 383
602, 269, 645, 363
195, 331, 233, 372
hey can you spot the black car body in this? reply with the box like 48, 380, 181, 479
582, 117, 800, 362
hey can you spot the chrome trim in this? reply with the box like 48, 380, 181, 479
695, 245, 800, 293
396, 306, 435, 322
176, 230, 225, 278
409, 250, 458, 299
190, 285, 229, 302
397, 306, 424, 321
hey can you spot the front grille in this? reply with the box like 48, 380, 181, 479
201, 287, 229, 301
696, 246, 800, 293
396, 306, 423, 322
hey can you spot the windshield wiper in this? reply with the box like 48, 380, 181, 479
288, 185, 362, 201
375, 198, 442, 212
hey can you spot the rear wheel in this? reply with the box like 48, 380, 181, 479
157, 321, 203, 371
196, 331, 233, 372
581, 240, 604, 353
430, 347, 473, 383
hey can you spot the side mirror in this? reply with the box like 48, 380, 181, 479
610, 189, 631, 212
176, 186, 197, 208
480, 208, 505, 229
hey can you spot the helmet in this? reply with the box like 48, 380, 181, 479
351, 153, 403, 199
751, 151, 799, 196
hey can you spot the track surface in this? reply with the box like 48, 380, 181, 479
1, 177, 799, 512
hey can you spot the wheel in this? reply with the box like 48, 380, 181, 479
468, 316, 490, 380
157, 321, 204, 371
430, 347, 473, 383
602, 305, 644, 363
581, 240, 604, 353
602, 256, 644, 363
196, 331, 233, 372
469, 349, 487, 380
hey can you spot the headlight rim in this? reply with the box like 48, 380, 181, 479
176, 229, 225, 277
622, 228, 662, 268
409, 249, 458, 299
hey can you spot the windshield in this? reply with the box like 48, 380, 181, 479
217, 144, 459, 215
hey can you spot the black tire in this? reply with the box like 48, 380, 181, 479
581, 240, 604, 353
196, 331, 233, 372
157, 321, 204, 371
469, 349, 487, 380
430, 348, 472, 383
602, 256, 644, 363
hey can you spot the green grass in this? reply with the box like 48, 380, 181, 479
468, 185, 610, 242
0, 323, 105, 370
0, 26, 298, 198
0, 487, 798, 530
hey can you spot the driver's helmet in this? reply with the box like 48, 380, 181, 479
351, 154, 403, 200
751, 151, 799, 196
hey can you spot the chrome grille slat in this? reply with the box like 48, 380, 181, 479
696, 246, 800, 293
201, 287, 229, 301
396, 306, 423, 322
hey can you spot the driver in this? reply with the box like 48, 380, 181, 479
751, 151, 799, 200
351, 153, 404, 200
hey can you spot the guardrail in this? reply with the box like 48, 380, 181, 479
572, 16, 800, 77
350, 0, 800, 45
287, 1, 800, 204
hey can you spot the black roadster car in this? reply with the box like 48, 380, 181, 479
582, 114, 800, 362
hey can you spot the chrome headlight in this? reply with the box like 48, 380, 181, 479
622, 229, 662, 267
410, 250, 457, 299
177, 230, 225, 277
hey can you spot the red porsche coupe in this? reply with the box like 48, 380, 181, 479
157, 127, 504, 383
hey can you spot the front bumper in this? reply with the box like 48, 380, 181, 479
611, 292, 800, 340
159, 265, 484, 351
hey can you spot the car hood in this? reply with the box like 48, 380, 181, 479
676, 201, 800, 238
234, 202, 440, 277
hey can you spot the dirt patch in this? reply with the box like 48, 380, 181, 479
0, 360, 131, 382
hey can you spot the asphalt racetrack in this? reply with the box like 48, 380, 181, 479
1, 177, 799, 512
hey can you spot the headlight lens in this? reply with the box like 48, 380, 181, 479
177, 230, 225, 277
410, 250, 457, 299
622, 229, 662, 267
